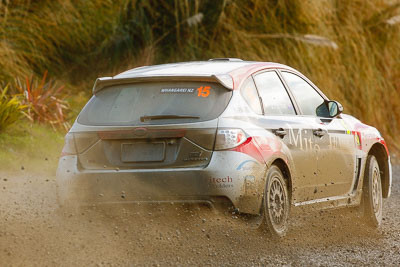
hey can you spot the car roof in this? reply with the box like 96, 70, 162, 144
93, 60, 298, 94
114, 60, 291, 79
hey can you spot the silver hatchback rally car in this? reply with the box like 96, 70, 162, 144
57, 58, 392, 237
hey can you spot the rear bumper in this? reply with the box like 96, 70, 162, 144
56, 152, 266, 214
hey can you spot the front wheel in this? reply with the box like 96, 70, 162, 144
263, 165, 290, 237
362, 155, 383, 227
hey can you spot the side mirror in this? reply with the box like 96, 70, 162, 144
316, 100, 343, 118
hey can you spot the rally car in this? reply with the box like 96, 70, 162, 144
57, 58, 392, 237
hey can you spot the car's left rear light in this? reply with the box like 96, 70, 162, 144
214, 129, 248, 150
60, 132, 77, 156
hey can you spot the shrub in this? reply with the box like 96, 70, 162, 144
0, 85, 25, 132
15, 71, 70, 131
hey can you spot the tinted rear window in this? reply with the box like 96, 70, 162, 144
78, 81, 232, 126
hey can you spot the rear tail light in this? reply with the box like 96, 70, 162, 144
214, 129, 248, 150
60, 132, 77, 156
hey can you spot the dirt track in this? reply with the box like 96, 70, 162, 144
0, 166, 399, 266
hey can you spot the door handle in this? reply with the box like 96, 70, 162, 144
313, 129, 325, 137
274, 128, 287, 138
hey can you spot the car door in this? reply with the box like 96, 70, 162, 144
280, 71, 357, 199
252, 70, 318, 203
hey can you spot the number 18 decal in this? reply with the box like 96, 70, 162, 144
197, 86, 211, 97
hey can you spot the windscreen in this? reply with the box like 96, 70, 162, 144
78, 81, 232, 125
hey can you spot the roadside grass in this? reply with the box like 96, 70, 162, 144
0, 122, 64, 174
0, 0, 399, 154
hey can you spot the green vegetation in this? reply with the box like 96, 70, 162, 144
0, 85, 25, 131
0, 0, 399, 156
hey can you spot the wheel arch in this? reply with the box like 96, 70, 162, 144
367, 142, 390, 198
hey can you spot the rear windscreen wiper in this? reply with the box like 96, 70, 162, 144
140, 115, 200, 122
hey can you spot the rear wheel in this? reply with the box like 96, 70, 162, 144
362, 155, 383, 227
263, 165, 290, 237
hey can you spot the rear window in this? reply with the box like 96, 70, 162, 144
78, 81, 232, 126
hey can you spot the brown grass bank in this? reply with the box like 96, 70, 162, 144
1, 0, 399, 154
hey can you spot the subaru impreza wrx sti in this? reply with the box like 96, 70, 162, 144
57, 58, 392, 237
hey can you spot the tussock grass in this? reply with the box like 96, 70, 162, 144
0, 0, 123, 81
1, 0, 400, 153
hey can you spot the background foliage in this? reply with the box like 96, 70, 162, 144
1, 0, 399, 152
0, 84, 25, 131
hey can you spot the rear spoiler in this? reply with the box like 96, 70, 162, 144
92, 74, 234, 94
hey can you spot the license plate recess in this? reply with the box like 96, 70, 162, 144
121, 142, 165, 162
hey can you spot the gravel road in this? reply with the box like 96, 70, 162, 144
0, 166, 399, 266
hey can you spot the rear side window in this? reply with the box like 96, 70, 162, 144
240, 77, 263, 115
253, 71, 296, 115
78, 81, 232, 126
281, 72, 325, 116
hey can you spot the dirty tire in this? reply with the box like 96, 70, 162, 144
263, 165, 290, 237
362, 155, 383, 227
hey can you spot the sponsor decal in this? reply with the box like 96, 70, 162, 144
160, 86, 212, 98
340, 120, 361, 148
340, 120, 362, 148
160, 88, 195, 93
352, 131, 362, 149
209, 176, 233, 188
236, 160, 261, 171
287, 127, 321, 152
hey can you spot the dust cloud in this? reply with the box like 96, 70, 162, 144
1, 167, 399, 266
